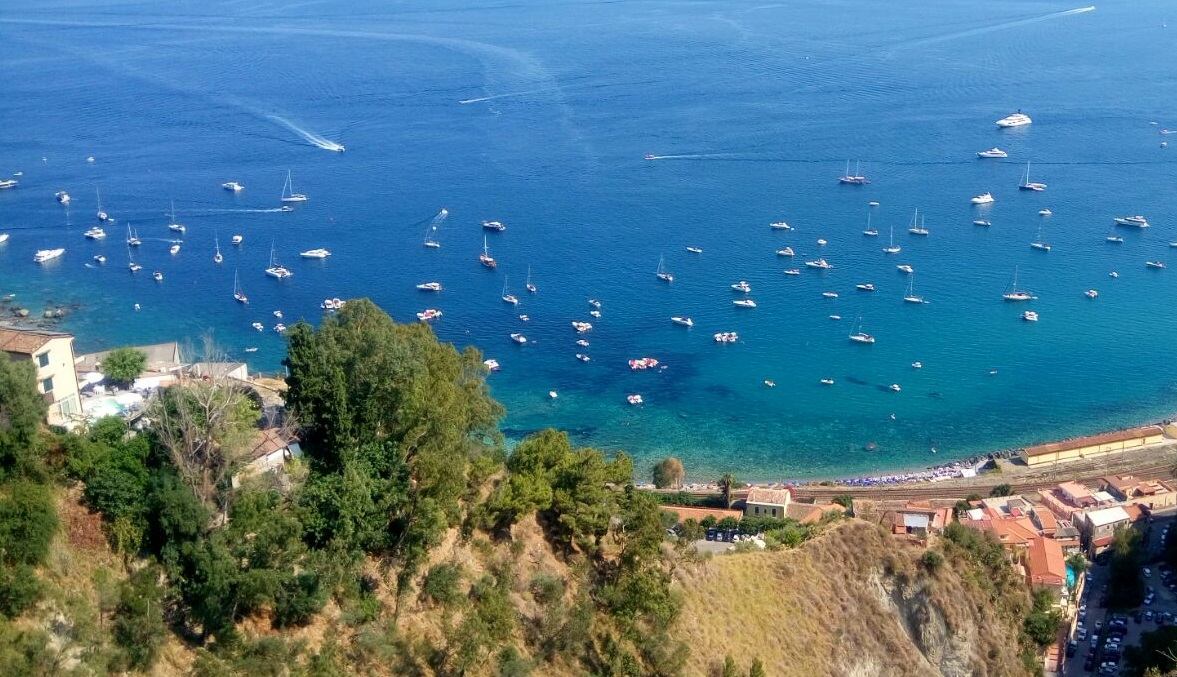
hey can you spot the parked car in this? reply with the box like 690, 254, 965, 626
1145, 610, 1155, 622
1145, 567, 1153, 578
705, 529, 717, 541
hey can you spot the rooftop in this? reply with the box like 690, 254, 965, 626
1085, 506, 1132, 528
0, 326, 72, 355
746, 487, 792, 507
245, 428, 298, 463
1022, 425, 1165, 458
1027, 536, 1067, 586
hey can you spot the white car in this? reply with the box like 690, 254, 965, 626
1145, 568, 1152, 578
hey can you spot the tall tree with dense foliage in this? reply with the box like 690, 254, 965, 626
0, 357, 45, 478
718, 473, 738, 509
651, 456, 685, 489
100, 347, 147, 387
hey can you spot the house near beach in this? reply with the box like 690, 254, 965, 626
1098, 474, 1177, 511
0, 326, 81, 427
230, 427, 302, 488
1075, 505, 1133, 555
1018, 425, 1166, 467
743, 487, 792, 519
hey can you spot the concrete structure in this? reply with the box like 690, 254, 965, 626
1099, 475, 1177, 511
744, 487, 791, 519
1077, 505, 1132, 554
1019, 425, 1166, 466
231, 428, 301, 488
75, 342, 183, 389
187, 361, 249, 381
0, 327, 81, 427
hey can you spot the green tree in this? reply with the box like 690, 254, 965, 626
100, 347, 147, 386
0, 564, 41, 618
112, 566, 167, 671
679, 518, 705, 542
989, 483, 1013, 497
1124, 626, 1177, 676
831, 494, 854, 511
0, 357, 45, 478
1108, 525, 1145, 608
718, 474, 738, 509
1066, 553, 1089, 576
0, 480, 58, 566
651, 457, 684, 490
1023, 587, 1062, 646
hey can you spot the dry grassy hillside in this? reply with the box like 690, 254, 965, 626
671, 522, 1030, 677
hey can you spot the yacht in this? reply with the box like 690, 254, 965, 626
482, 220, 506, 232
670, 316, 694, 327
686, 246, 703, 253
222, 181, 244, 192
1146, 260, 1166, 269
1114, 215, 1149, 228
976, 148, 1008, 158
169, 243, 181, 255
83, 226, 106, 239
838, 160, 868, 185
1085, 289, 1099, 299
970, 192, 995, 205
805, 258, 833, 269
34, 248, 65, 263
733, 299, 757, 308
775, 247, 794, 257
856, 283, 876, 292
265, 243, 293, 278
656, 254, 673, 283
1018, 162, 1046, 191
769, 221, 792, 230
897, 264, 913, 274
300, 248, 331, 259
416, 282, 443, 292
1106, 234, 1125, 243
996, 110, 1032, 127
231, 235, 244, 245
1002, 267, 1035, 301
1022, 311, 1039, 322
822, 292, 838, 298
973, 220, 991, 227
480, 236, 496, 269
55, 191, 70, 204
731, 280, 751, 293
510, 333, 527, 345
167, 201, 185, 233
280, 170, 307, 203
1038, 208, 1052, 216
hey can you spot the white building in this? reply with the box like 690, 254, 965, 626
0, 327, 81, 427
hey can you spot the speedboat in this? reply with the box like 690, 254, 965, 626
822, 291, 838, 298
896, 264, 913, 274
1038, 208, 1052, 216
1146, 261, 1166, 269
92, 255, 105, 264
1085, 289, 1099, 299
482, 220, 506, 232
733, 299, 757, 308
889, 383, 902, 392
776, 247, 795, 257
0, 179, 17, 189
300, 248, 331, 258
417, 308, 444, 322
222, 181, 244, 192
153, 271, 163, 281
783, 269, 800, 275
848, 332, 875, 344
170, 244, 181, 255
483, 359, 500, 372
576, 353, 590, 362
416, 282, 443, 292
714, 332, 739, 343
856, 283, 875, 291
805, 258, 832, 269
83, 226, 106, 239
769, 221, 792, 230
671, 316, 693, 327
970, 192, 995, 205
1106, 234, 1124, 243
252, 322, 265, 332
627, 394, 643, 405
571, 321, 593, 333
976, 148, 1008, 158
820, 378, 835, 386
1030, 241, 1051, 252
55, 191, 70, 204
1114, 215, 1149, 228
34, 248, 64, 263
973, 220, 991, 226
816, 239, 827, 246
510, 333, 527, 345
996, 111, 1032, 127
731, 280, 751, 292
231, 235, 244, 245
686, 246, 703, 253
1022, 311, 1039, 322
644, 154, 656, 160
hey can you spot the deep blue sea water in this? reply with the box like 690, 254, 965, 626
1, 0, 1175, 482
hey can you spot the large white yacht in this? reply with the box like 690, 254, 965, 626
34, 248, 65, 263
300, 248, 331, 259
996, 111, 1032, 127
83, 226, 106, 239
976, 148, 1008, 158
1113, 215, 1149, 228
970, 192, 995, 205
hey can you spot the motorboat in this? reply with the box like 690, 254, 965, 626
1038, 208, 1052, 216
274, 324, 287, 333
1106, 234, 1124, 243
976, 148, 1008, 158
822, 291, 838, 298
1114, 215, 1149, 228
644, 154, 656, 160
996, 111, 1032, 127
869, 201, 879, 207
482, 220, 506, 232
733, 299, 757, 308
0, 179, 17, 189
274, 310, 283, 318
576, 353, 591, 362
572, 321, 593, 333
713, 332, 738, 343
264, 243, 293, 278
838, 160, 868, 185
856, 283, 875, 291
169, 244, 181, 255
252, 322, 265, 332
820, 378, 835, 386
280, 205, 294, 212
627, 394, 644, 405
128, 261, 142, 273
480, 236, 496, 269
300, 248, 331, 258
280, 170, 307, 202
816, 239, 827, 246
483, 359, 500, 372
896, 264, 913, 274
911, 362, 922, 369
417, 308, 443, 322
416, 282, 443, 292
1109, 271, 1119, 278
776, 247, 795, 257
686, 246, 703, 253
222, 181, 244, 192
829, 315, 841, 320
973, 220, 991, 226
229, 235, 243, 246
670, 316, 693, 327
576, 339, 589, 347
656, 254, 673, 282
629, 357, 660, 370
1146, 260, 1166, 269
0, 233, 7, 244
769, 221, 792, 230
763, 380, 775, 388
588, 299, 602, 309
55, 191, 70, 204
970, 192, 995, 205
35, 247, 65, 262
83, 226, 106, 239
889, 383, 902, 392
1022, 311, 1039, 322
244, 347, 258, 353
805, 258, 832, 269
510, 333, 527, 345
1085, 289, 1098, 299
153, 271, 164, 281
783, 269, 801, 275
519, 314, 529, 322
731, 280, 751, 292
92, 255, 105, 264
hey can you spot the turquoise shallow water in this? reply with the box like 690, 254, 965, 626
1, 0, 1176, 482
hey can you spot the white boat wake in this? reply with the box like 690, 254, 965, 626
903, 6, 1095, 48
188, 207, 291, 214
459, 88, 553, 104
265, 115, 346, 152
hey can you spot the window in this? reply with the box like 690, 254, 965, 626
772, 508, 777, 517
41, 377, 53, 393
37, 352, 50, 368
754, 506, 760, 515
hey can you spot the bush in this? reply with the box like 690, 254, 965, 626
0, 481, 58, 567
651, 457, 685, 489
0, 564, 41, 619
920, 550, 944, 573
989, 483, 1013, 497
529, 573, 564, 607
678, 518, 705, 542
421, 563, 463, 608
113, 567, 167, 671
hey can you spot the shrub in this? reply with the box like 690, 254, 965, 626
651, 457, 685, 489
529, 573, 564, 607
989, 483, 1013, 497
679, 518, 705, 542
920, 550, 944, 573
113, 567, 167, 671
0, 481, 58, 567
0, 564, 41, 619
421, 563, 463, 608
100, 347, 148, 386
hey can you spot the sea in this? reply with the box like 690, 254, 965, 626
1, 0, 1175, 483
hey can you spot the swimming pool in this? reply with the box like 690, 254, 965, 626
82, 392, 145, 422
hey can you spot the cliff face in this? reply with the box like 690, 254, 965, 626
671, 522, 1029, 677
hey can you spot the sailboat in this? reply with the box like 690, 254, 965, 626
882, 226, 901, 254
167, 200, 185, 233
213, 231, 223, 264
95, 187, 111, 222
903, 274, 926, 304
1018, 162, 1047, 191
479, 236, 496, 269
1002, 267, 1035, 301
127, 246, 142, 273
233, 269, 249, 303
1030, 222, 1051, 251
280, 170, 308, 203
656, 254, 674, 283
838, 160, 868, 185
848, 318, 876, 344
502, 276, 519, 305
525, 265, 537, 293
423, 208, 447, 248
862, 211, 878, 236
126, 224, 141, 247
265, 242, 293, 279
908, 210, 929, 236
